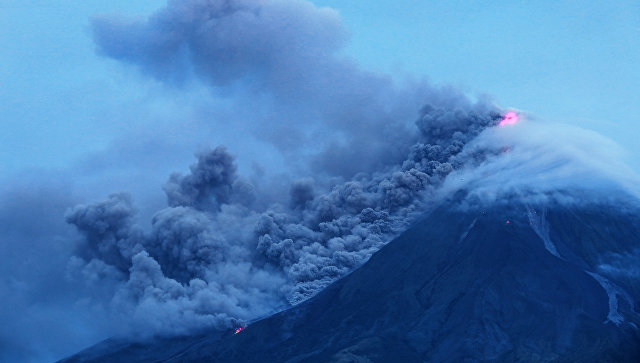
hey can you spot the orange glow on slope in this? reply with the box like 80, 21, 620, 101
499, 112, 518, 126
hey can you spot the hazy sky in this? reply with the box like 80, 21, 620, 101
2, 0, 638, 177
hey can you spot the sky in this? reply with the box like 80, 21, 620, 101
1, 0, 639, 178
315, 1, 640, 168
1, 1, 639, 362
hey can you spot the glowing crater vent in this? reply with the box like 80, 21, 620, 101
234, 327, 245, 335
499, 111, 518, 126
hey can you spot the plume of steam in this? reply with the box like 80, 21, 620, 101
442, 120, 640, 204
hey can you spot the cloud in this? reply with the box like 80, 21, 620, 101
66, 193, 143, 273
64, 93, 500, 335
41, 0, 506, 341
163, 146, 239, 209
92, 0, 346, 88
90, 0, 493, 178
441, 119, 640, 204
598, 249, 640, 279
0, 173, 112, 362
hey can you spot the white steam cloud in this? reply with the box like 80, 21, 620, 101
443, 118, 640, 204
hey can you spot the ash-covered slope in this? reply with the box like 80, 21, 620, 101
62, 195, 640, 362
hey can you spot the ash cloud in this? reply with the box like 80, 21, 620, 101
92, 0, 346, 89
66, 101, 500, 336
0, 173, 113, 362
65, 113, 640, 340
60, 0, 510, 339
163, 146, 243, 209
66, 193, 143, 274
90, 0, 479, 178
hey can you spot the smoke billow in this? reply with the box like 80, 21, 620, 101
53, 0, 506, 338
62, 0, 640, 340
0, 174, 114, 362
68, 109, 640, 338
161, 146, 259, 210
90, 0, 490, 178
72, 111, 640, 339
66, 98, 500, 335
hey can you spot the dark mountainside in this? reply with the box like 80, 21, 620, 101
62, 195, 640, 362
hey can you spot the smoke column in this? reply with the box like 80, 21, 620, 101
62, 0, 506, 337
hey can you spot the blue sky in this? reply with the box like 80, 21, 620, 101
1, 0, 162, 171
1, 0, 638, 176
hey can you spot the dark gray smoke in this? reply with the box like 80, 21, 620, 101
0, 174, 114, 362
57, 0, 510, 338
66, 193, 142, 274
90, 0, 481, 178
163, 146, 243, 209
0, 0, 507, 350
67, 101, 501, 335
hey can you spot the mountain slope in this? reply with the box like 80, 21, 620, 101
62, 196, 640, 362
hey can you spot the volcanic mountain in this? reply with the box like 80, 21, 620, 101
62, 192, 640, 362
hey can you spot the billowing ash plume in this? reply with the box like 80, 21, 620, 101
66, 193, 142, 274
90, 0, 481, 178
163, 146, 238, 209
59, 0, 508, 338
65, 0, 640, 338
67, 106, 501, 335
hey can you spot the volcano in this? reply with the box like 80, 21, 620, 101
62, 192, 640, 362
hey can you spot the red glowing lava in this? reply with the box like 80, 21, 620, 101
234, 327, 245, 335
499, 111, 518, 126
